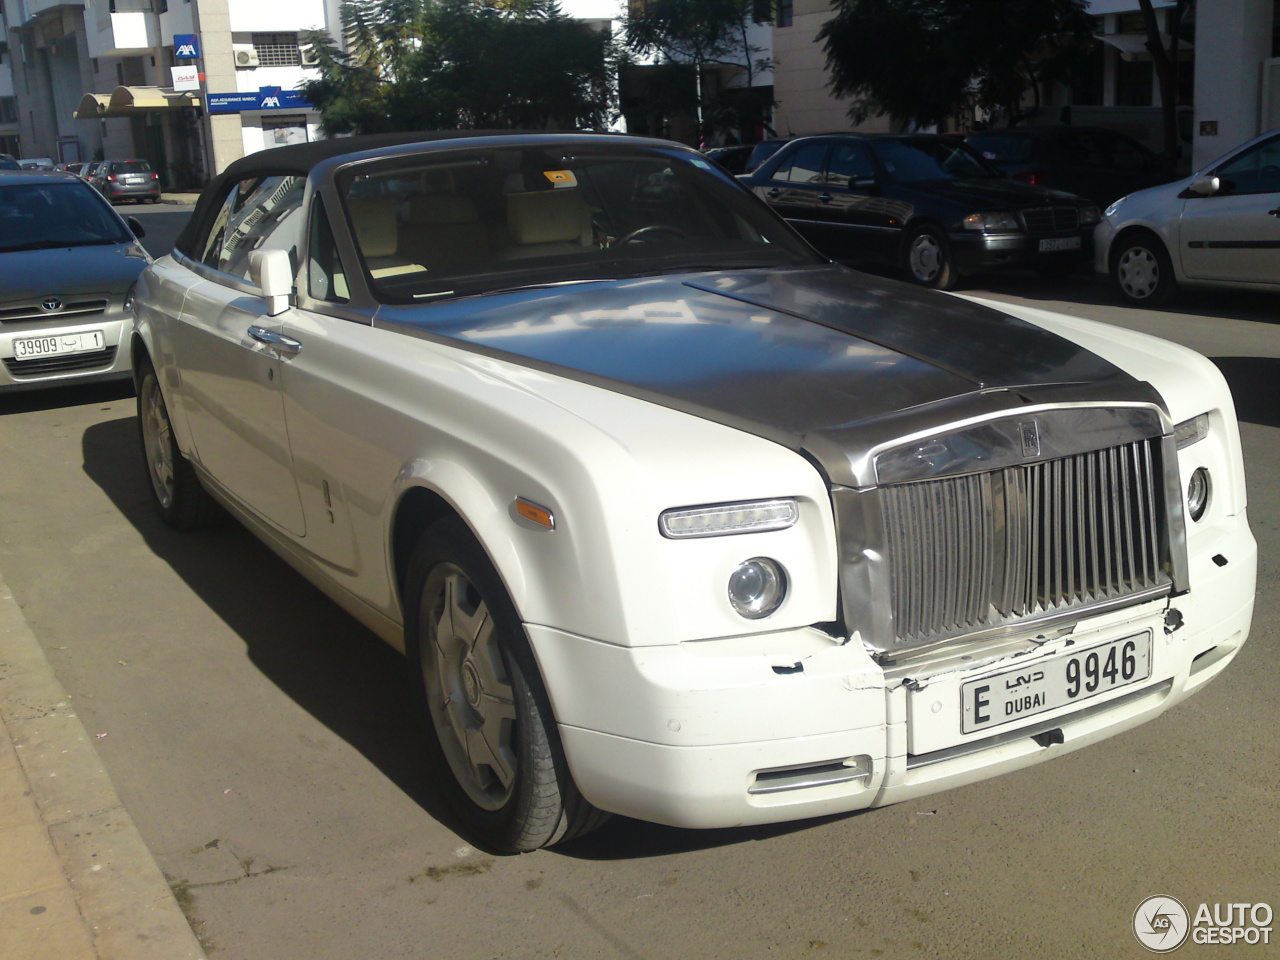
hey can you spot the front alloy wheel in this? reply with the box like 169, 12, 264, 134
405, 517, 607, 852
420, 561, 518, 811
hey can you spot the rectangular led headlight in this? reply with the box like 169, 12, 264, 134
659, 498, 799, 539
1174, 413, 1210, 450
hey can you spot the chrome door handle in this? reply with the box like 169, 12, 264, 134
766, 188, 782, 198
248, 325, 302, 356
818, 193, 833, 203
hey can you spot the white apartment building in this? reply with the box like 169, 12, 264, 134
2, 0, 637, 183
3, 0, 345, 184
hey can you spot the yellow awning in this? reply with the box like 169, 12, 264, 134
74, 86, 201, 120
73, 93, 112, 120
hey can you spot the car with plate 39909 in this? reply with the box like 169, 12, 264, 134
0, 170, 149, 392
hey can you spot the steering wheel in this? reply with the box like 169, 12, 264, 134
616, 224, 686, 245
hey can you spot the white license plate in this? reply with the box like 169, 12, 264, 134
13, 330, 105, 359
961, 632, 1151, 734
1038, 236, 1081, 253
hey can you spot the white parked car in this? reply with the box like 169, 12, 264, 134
1096, 127, 1280, 304
134, 132, 1255, 852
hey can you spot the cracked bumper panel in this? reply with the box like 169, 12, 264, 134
529, 520, 1254, 830
526, 624, 889, 828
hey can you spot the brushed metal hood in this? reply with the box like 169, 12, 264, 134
378, 265, 1155, 484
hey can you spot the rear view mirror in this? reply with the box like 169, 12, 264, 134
248, 249, 293, 316
126, 216, 146, 239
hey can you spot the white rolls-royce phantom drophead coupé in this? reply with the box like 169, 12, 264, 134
132, 132, 1255, 852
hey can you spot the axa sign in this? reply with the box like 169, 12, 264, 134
174, 34, 201, 59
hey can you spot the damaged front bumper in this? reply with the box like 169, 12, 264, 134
530, 518, 1255, 830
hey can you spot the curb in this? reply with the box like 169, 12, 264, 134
0, 573, 207, 960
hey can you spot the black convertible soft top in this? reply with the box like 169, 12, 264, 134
174, 129, 653, 257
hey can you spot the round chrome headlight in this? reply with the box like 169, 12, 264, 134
1187, 467, 1211, 522
728, 558, 787, 619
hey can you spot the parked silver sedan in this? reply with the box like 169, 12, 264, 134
0, 171, 149, 392
1096, 127, 1280, 304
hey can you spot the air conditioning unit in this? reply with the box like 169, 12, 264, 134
300, 46, 320, 67
232, 44, 259, 68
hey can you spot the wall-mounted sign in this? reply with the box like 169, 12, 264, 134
174, 34, 201, 59
171, 66, 201, 92
207, 87, 312, 114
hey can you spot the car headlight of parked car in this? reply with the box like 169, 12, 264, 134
1080, 205, 1102, 226
962, 211, 1021, 233
659, 498, 799, 538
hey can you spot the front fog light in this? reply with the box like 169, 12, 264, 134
1187, 467, 1210, 521
728, 558, 787, 619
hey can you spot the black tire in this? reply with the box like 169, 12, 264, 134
404, 516, 608, 852
903, 223, 958, 290
136, 357, 221, 529
1111, 232, 1176, 306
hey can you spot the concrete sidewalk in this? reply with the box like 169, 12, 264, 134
0, 573, 206, 960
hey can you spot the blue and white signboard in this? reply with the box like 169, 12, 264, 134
207, 88, 312, 114
174, 34, 201, 59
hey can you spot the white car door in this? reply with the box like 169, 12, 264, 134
173, 175, 308, 536
1179, 134, 1280, 284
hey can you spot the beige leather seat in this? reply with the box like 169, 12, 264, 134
502, 190, 592, 259
399, 195, 492, 270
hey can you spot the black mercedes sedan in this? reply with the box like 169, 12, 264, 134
739, 134, 1102, 289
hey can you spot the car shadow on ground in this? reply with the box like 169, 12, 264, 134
77, 413, 843, 858
78, 414, 460, 835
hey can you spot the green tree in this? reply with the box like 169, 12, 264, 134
301, 0, 618, 136
623, 0, 772, 144
818, 0, 1096, 130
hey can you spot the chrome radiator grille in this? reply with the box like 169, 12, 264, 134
882, 438, 1170, 646
1020, 206, 1080, 233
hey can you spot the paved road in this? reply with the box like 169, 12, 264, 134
1, 239, 1276, 958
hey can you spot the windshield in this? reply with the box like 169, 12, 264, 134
115, 161, 153, 174
872, 139, 997, 182
0, 181, 133, 252
337, 145, 821, 303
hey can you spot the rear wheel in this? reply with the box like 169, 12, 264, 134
136, 358, 221, 529
904, 224, 958, 290
1112, 232, 1176, 306
404, 517, 607, 852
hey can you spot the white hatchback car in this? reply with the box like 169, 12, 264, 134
1096, 127, 1280, 304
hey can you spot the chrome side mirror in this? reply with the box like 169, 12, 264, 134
1187, 175, 1220, 197
248, 249, 293, 317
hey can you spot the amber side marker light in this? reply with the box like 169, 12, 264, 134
514, 498, 556, 529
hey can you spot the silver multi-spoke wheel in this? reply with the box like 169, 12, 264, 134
419, 563, 518, 811
404, 517, 608, 851
140, 372, 176, 509
135, 358, 220, 529
1116, 245, 1160, 300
